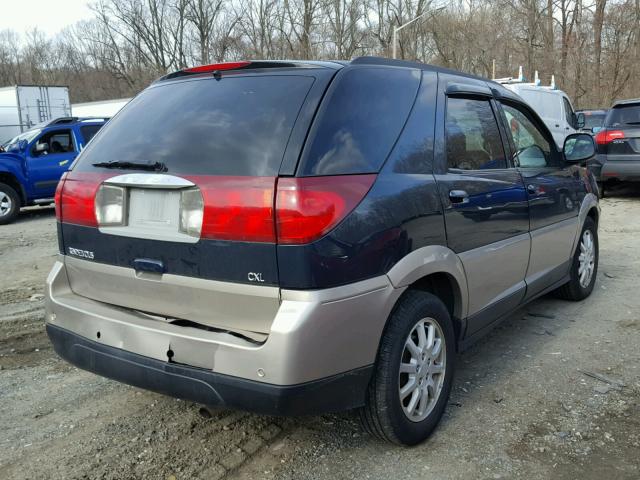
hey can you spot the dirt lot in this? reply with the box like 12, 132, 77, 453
1, 188, 639, 480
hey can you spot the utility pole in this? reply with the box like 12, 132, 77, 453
392, 7, 444, 59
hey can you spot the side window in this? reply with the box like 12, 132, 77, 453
31, 129, 75, 157
563, 97, 575, 128
445, 97, 507, 170
299, 67, 420, 175
501, 103, 552, 168
80, 125, 103, 144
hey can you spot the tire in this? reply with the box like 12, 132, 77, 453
555, 216, 598, 301
359, 290, 455, 445
0, 182, 20, 225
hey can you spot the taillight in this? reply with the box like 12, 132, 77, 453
183, 61, 250, 74
191, 176, 276, 242
275, 175, 376, 245
56, 173, 375, 245
595, 129, 624, 145
54, 172, 68, 220
59, 172, 109, 227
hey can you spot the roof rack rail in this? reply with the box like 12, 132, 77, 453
493, 66, 556, 90
48, 117, 78, 125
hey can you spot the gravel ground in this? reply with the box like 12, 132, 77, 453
1, 188, 639, 480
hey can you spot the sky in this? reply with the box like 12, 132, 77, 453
0, 0, 93, 37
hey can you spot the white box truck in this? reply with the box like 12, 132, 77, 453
0, 85, 71, 144
71, 98, 130, 118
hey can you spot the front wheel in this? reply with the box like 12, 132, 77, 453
555, 216, 598, 300
359, 291, 455, 445
0, 182, 20, 225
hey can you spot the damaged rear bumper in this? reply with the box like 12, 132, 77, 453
46, 323, 372, 415
45, 257, 403, 414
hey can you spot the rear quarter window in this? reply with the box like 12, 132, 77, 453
80, 124, 103, 143
298, 67, 421, 176
74, 75, 314, 176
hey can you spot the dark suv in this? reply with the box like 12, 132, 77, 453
593, 98, 640, 195
46, 57, 599, 445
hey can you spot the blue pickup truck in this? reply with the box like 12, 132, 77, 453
0, 117, 107, 224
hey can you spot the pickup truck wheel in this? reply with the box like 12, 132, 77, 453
0, 182, 20, 225
359, 291, 455, 445
555, 216, 598, 301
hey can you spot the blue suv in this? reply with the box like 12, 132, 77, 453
45, 58, 599, 445
0, 117, 107, 224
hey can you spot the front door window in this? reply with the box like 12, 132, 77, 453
32, 130, 75, 157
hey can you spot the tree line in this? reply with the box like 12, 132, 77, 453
0, 0, 638, 108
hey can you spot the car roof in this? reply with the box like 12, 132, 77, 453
576, 109, 607, 114
612, 98, 640, 107
159, 56, 515, 97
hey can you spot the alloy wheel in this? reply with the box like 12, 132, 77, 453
578, 229, 595, 288
0, 191, 12, 218
398, 317, 446, 422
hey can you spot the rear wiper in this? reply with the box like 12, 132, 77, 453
91, 160, 167, 172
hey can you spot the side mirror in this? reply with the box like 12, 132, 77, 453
18, 139, 28, 152
564, 133, 595, 164
576, 112, 585, 129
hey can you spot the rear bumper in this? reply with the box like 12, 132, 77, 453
46, 323, 372, 415
594, 155, 640, 182
45, 257, 404, 413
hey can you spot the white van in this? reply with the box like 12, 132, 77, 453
495, 69, 583, 149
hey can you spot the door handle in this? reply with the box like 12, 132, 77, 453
449, 190, 469, 204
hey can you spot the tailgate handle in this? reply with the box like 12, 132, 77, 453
133, 258, 165, 274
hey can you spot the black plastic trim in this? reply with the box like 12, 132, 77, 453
445, 82, 492, 97
47, 324, 373, 415
459, 273, 570, 351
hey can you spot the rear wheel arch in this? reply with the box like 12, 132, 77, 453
386, 245, 469, 321
406, 272, 463, 345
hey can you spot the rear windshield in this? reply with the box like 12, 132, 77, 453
74, 75, 314, 176
582, 112, 606, 129
606, 104, 640, 127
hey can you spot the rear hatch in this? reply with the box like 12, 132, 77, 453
596, 102, 640, 159
56, 64, 335, 337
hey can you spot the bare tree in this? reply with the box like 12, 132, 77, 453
185, 0, 224, 63
0, 0, 639, 108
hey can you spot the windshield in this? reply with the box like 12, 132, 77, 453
606, 105, 640, 127
75, 75, 314, 176
3, 129, 42, 151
